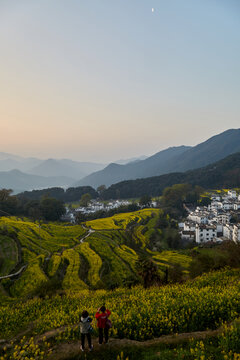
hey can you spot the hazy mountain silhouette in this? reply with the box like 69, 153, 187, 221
0, 153, 105, 180
75, 129, 240, 188
0, 169, 74, 194
101, 151, 240, 199
74, 146, 191, 188
27, 159, 105, 179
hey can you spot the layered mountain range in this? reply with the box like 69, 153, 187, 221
0, 128, 240, 193
101, 151, 240, 199
75, 128, 240, 188
0, 155, 106, 193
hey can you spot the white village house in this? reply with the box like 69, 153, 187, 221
179, 189, 240, 244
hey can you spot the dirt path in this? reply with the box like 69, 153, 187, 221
1, 319, 238, 358
34, 320, 239, 360
47, 327, 223, 360
0, 265, 27, 280
79, 228, 95, 244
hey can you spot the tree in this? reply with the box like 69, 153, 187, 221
168, 264, 184, 283
161, 184, 192, 210
40, 197, 66, 221
198, 196, 211, 206
97, 185, 106, 197
135, 255, 161, 288
0, 189, 19, 216
0, 189, 13, 202
75, 212, 87, 224
166, 231, 181, 249
139, 195, 152, 207
25, 200, 42, 221
79, 193, 92, 207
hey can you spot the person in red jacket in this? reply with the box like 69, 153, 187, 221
95, 305, 111, 344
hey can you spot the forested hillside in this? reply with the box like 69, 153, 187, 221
101, 152, 240, 199
77, 129, 240, 188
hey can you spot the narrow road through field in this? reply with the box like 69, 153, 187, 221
1, 320, 231, 356
0, 265, 27, 280
80, 228, 95, 243
72, 227, 95, 250
45, 323, 232, 360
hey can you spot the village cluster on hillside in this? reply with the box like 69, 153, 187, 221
63, 199, 158, 222
179, 190, 240, 243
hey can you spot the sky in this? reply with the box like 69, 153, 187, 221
0, 0, 239, 163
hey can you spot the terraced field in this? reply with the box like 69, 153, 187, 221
0, 235, 18, 276
0, 210, 192, 298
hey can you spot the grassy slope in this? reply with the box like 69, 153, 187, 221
0, 210, 192, 297
0, 236, 18, 276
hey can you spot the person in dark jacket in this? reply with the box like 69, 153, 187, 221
95, 305, 111, 344
79, 310, 93, 351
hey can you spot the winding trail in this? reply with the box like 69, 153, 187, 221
71, 227, 95, 251
45, 320, 238, 360
0, 265, 27, 280
80, 227, 95, 244
1, 320, 237, 357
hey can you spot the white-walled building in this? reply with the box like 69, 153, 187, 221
233, 203, 240, 211
188, 212, 209, 224
223, 224, 233, 240
222, 201, 234, 211
216, 212, 231, 224
233, 224, 240, 243
181, 230, 195, 241
195, 224, 217, 243
211, 195, 221, 201
228, 190, 237, 199
183, 221, 197, 231
179, 190, 240, 244
208, 201, 223, 211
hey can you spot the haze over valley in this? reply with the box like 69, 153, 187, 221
1, 128, 240, 193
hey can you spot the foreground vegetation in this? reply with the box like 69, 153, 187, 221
0, 269, 240, 359
0, 208, 240, 359
0, 268, 240, 340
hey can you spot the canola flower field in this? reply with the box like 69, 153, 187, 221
0, 210, 191, 297
85, 209, 160, 230
0, 268, 240, 342
0, 212, 240, 359
1, 321, 240, 360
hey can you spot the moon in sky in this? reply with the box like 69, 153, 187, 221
152, 8, 155, 13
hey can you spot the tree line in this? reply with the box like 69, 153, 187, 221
0, 189, 65, 221
17, 186, 98, 202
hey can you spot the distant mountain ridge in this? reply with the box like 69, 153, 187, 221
0, 153, 105, 180
75, 129, 240, 188
0, 169, 74, 194
101, 151, 240, 199
27, 158, 105, 179
114, 155, 148, 165
1, 128, 240, 193
74, 146, 191, 188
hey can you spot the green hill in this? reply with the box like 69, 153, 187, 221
0, 210, 191, 298
101, 151, 240, 199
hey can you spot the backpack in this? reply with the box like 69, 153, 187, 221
106, 319, 112, 329
80, 317, 93, 334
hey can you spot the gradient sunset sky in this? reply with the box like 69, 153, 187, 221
0, 0, 239, 162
